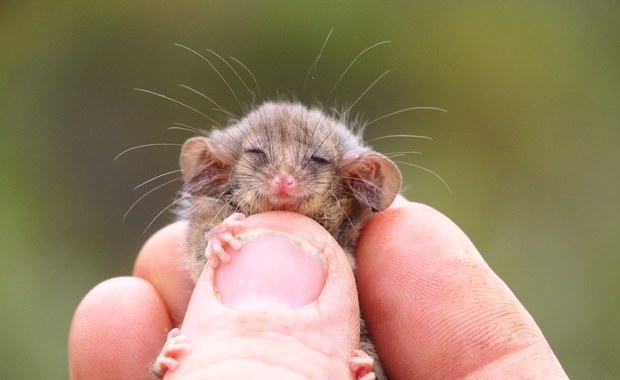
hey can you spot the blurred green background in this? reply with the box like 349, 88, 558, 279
1, 1, 618, 378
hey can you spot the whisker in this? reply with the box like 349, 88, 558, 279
394, 160, 452, 193
177, 84, 235, 119
344, 186, 387, 220
363, 106, 448, 130
212, 108, 239, 119
229, 55, 262, 101
133, 169, 182, 190
168, 122, 207, 136
384, 151, 423, 159
123, 176, 182, 222
326, 40, 391, 103
209, 197, 235, 226
341, 175, 394, 198
144, 197, 184, 233
364, 134, 433, 143
343, 182, 393, 217
115, 143, 182, 161
173, 43, 243, 110
304, 27, 335, 96
346, 70, 390, 114
330, 190, 356, 233
206, 49, 255, 102
134, 88, 221, 126
385, 150, 423, 156
181, 195, 203, 219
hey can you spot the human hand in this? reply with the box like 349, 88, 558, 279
69, 199, 567, 379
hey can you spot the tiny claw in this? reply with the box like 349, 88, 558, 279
349, 349, 375, 380
167, 327, 182, 339
151, 328, 191, 378
205, 213, 247, 267
358, 373, 377, 380
229, 212, 246, 222
229, 239, 242, 251
218, 251, 232, 264
157, 357, 178, 371
221, 232, 243, 250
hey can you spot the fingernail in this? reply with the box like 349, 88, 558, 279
214, 230, 328, 310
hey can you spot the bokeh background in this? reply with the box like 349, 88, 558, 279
1, 1, 618, 378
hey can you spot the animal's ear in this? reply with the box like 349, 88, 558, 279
343, 152, 402, 211
180, 137, 232, 193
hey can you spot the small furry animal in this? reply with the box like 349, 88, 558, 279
180, 101, 402, 280
153, 100, 402, 379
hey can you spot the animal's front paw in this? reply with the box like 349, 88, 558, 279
205, 213, 247, 268
349, 349, 376, 380
151, 328, 191, 378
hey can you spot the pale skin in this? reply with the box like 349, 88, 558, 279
68, 198, 568, 379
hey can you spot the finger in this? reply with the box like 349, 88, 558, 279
133, 221, 194, 325
356, 200, 567, 379
69, 277, 170, 380
162, 211, 363, 380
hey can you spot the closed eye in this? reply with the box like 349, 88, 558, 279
310, 155, 331, 165
245, 147, 265, 155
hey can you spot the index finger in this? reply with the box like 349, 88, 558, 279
356, 200, 567, 379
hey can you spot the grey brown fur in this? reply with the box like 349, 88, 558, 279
179, 101, 402, 379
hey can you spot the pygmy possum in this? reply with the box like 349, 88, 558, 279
152, 101, 402, 380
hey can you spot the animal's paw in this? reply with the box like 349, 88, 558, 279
205, 213, 247, 268
349, 349, 376, 380
151, 328, 191, 378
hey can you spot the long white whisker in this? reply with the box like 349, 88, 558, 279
133, 169, 182, 190
229, 55, 262, 100
326, 40, 391, 102
177, 84, 234, 119
394, 160, 452, 193
168, 122, 206, 136
346, 70, 390, 113
365, 134, 433, 143
134, 88, 220, 125
304, 28, 335, 93
173, 43, 243, 110
144, 197, 183, 233
213, 108, 239, 119
207, 49, 255, 102
364, 107, 448, 129
384, 151, 423, 159
330, 191, 356, 234
209, 198, 235, 226
114, 143, 182, 161
123, 177, 182, 222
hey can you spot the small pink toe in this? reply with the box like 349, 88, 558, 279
151, 328, 191, 378
205, 213, 246, 267
349, 349, 376, 380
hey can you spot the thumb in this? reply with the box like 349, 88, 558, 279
164, 211, 363, 380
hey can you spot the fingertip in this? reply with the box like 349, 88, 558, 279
134, 221, 194, 324
134, 221, 188, 275
69, 277, 170, 380
356, 201, 563, 378
357, 201, 484, 300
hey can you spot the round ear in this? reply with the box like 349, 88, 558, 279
179, 137, 232, 193
180, 137, 211, 182
343, 152, 402, 211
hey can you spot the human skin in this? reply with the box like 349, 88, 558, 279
68, 199, 568, 379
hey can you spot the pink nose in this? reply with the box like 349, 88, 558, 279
272, 173, 296, 195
